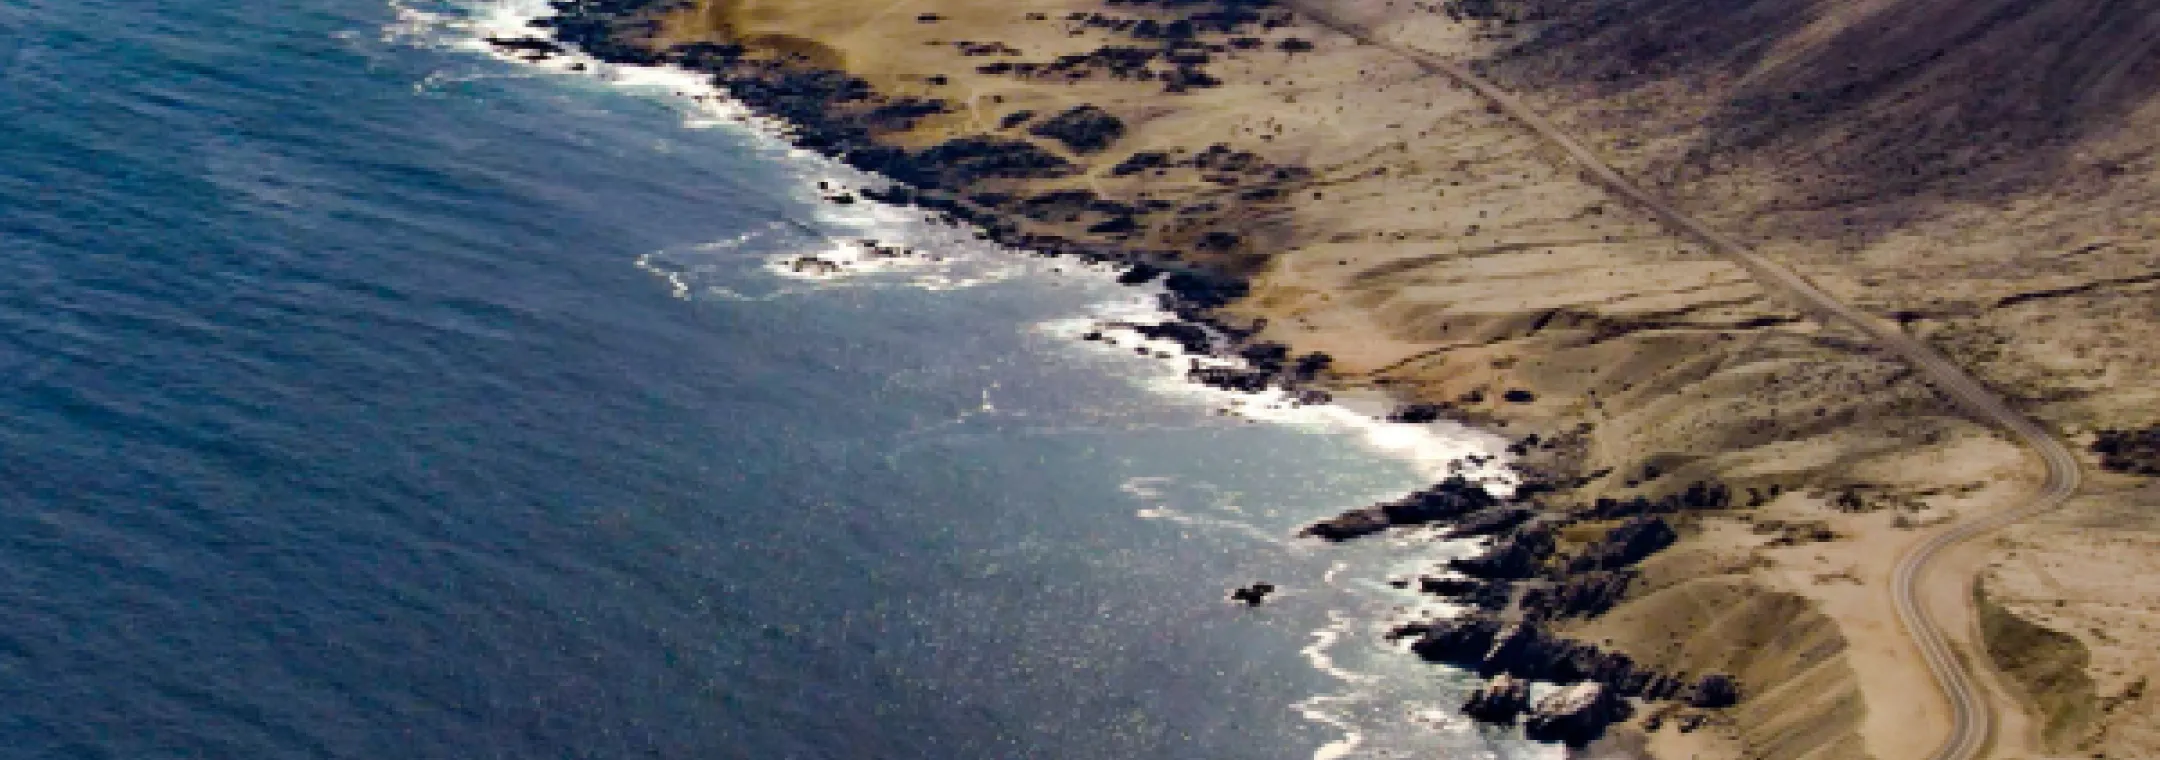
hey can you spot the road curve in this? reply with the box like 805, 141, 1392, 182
1285, 5, 2085, 759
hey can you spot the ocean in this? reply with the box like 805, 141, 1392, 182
0, 0, 1546, 757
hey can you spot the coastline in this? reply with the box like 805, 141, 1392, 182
465, 1, 2160, 759
480, 0, 1823, 755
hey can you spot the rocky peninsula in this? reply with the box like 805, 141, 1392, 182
496, 1, 2160, 758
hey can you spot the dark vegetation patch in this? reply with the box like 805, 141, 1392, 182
2092, 426, 2160, 476
1029, 105, 1127, 153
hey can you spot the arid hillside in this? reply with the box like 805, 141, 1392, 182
1464, 0, 2160, 206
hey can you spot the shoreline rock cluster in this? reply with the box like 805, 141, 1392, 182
1339, 473, 1739, 744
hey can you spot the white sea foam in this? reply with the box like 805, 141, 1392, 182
391, 0, 1038, 296
1038, 289, 1514, 488
1123, 476, 1302, 548
1294, 612, 1374, 760
387, 0, 753, 126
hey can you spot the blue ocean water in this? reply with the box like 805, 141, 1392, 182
0, 0, 1544, 758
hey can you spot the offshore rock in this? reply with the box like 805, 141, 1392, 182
1228, 582, 1276, 606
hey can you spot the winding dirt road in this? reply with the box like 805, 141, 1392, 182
1287, 5, 2086, 758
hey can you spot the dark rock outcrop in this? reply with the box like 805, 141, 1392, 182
1301, 507, 1392, 541
1448, 524, 1555, 579
1419, 575, 1486, 596
1463, 674, 1532, 724
1688, 673, 1741, 708
1447, 507, 1534, 539
1132, 321, 1214, 354
1117, 262, 1165, 285
914, 137, 1077, 185
1519, 570, 1631, 618
1388, 403, 1445, 423
1581, 480, 1733, 519
1393, 612, 1667, 699
1301, 477, 1500, 540
1565, 516, 1677, 574
1523, 682, 1625, 744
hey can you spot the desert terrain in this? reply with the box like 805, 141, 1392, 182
528, 0, 2160, 757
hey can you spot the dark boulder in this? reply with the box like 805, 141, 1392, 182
1229, 582, 1276, 606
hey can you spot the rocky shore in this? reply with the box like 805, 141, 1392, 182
482, 0, 2160, 758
